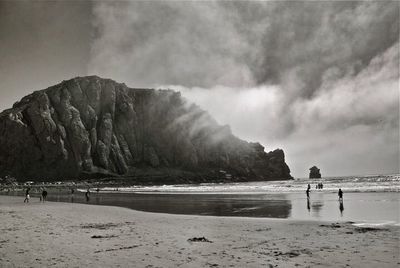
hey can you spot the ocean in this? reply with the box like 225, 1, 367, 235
102, 173, 400, 194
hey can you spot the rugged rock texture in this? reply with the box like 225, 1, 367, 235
0, 76, 292, 183
309, 166, 321, 179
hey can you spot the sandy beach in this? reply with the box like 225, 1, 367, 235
0, 195, 398, 268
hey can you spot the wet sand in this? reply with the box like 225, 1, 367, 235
26, 191, 399, 223
0, 195, 398, 268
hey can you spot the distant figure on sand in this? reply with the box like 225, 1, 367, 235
70, 188, 75, 203
306, 187, 310, 199
85, 189, 90, 202
338, 188, 343, 201
41, 189, 48, 202
23, 188, 30, 203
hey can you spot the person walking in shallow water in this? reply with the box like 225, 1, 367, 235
23, 188, 30, 203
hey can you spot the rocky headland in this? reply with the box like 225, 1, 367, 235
0, 76, 292, 183
309, 166, 322, 179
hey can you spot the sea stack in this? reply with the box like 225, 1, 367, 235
0, 76, 292, 183
309, 166, 321, 179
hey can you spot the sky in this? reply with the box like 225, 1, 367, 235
0, 0, 398, 177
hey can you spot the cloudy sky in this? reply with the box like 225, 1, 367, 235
0, 1, 398, 177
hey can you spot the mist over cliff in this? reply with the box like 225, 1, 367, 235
0, 76, 291, 183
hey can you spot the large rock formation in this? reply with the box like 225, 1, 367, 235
0, 76, 292, 183
309, 166, 321, 179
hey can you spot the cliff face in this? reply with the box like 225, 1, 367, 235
0, 76, 292, 182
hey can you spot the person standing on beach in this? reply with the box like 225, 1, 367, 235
306, 187, 310, 199
338, 188, 343, 202
85, 189, 90, 202
41, 189, 48, 202
70, 188, 75, 203
23, 188, 30, 203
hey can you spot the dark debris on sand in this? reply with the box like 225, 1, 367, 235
355, 227, 388, 233
319, 223, 341, 228
79, 222, 134, 230
94, 245, 140, 253
91, 234, 118, 239
188, 237, 213, 243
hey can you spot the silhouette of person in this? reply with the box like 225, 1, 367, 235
23, 188, 30, 203
85, 189, 90, 202
307, 198, 310, 212
338, 188, 343, 201
306, 187, 310, 200
39, 187, 43, 201
41, 189, 47, 202
70, 188, 75, 203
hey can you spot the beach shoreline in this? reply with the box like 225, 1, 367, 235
0, 195, 398, 267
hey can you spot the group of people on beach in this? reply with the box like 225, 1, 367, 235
306, 184, 344, 214
22, 187, 99, 203
306, 184, 343, 201
23, 188, 47, 203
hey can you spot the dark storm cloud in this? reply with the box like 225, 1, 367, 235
252, 1, 399, 98
89, 1, 399, 96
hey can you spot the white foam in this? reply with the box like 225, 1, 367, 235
352, 221, 399, 228
94, 174, 400, 194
